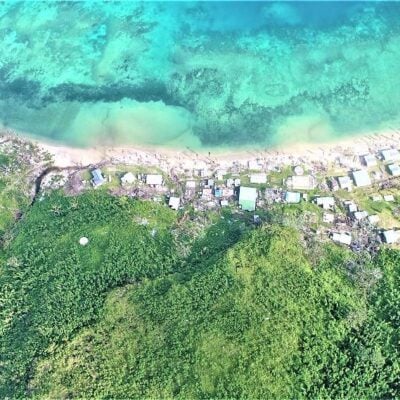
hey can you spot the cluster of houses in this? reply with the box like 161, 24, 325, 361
88, 146, 400, 249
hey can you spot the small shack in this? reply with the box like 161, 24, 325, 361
146, 174, 163, 186
388, 164, 400, 176
168, 196, 180, 210
121, 172, 136, 185
186, 180, 196, 189
315, 196, 335, 210
361, 154, 377, 167
288, 175, 315, 190
91, 169, 106, 188
250, 173, 267, 184
285, 191, 301, 204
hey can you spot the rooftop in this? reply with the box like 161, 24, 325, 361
381, 148, 400, 162
239, 186, 257, 211
352, 170, 371, 187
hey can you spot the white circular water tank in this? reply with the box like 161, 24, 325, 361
79, 237, 89, 246
294, 165, 304, 176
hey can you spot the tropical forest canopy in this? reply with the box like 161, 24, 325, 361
0, 191, 400, 398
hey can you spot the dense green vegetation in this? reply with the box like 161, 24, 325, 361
0, 140, 51, 235
1, 191, 400, 398
0, 191, 179, 396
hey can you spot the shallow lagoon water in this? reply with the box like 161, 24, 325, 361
1, 1, 400, 149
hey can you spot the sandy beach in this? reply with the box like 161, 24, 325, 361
3, 126, 400, 171
37, 128, 400, 171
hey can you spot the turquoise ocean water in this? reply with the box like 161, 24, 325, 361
1, 1, 400, 149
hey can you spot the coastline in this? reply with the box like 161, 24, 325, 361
3, 126, 400, 170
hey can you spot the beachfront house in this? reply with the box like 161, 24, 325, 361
352, 170, 371, 187
91, 168, 106, 188
287, 175, 316, 190
332, 232, 352, 246
168, 196, 180, 210
382, 230, 400, 244
361, 154, 377, 167
381, 149, 400, 163
121, 172, 136, 185
337, 176, 352, 191
250, 173, 267, 184
248, 160, 262, 170
285, 191, 301, 204
146, 174, 163, 186
239, 186, 257, 211
388, 164, 400, 176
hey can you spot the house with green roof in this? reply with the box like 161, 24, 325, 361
239, 186, 257, 211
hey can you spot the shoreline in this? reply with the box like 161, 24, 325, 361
3, 127, 400, 170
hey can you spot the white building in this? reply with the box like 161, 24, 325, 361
362, 154, 377, 167
186, 180, 196, 189
381, 149, 400, 162
337, 176, 352, 191
323, 213, 335, 223
384, 194, 395, 202
354, 211, 368, 221
382, 230, 400, 244
344, 200, 357, 213
168, 197, 180, 210
146, 174, 163, 186
332, 232, 352, 246
315, 196, 335, 210
371, 194, 383, 202
368, 215, 380, 225
388, 164, 400, 176
250, 173, 267, 184
287, 175, 316, 190
121, 172, 136, 185
352, 170, 371, 187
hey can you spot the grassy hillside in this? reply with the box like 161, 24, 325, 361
1, 191, 400, 398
